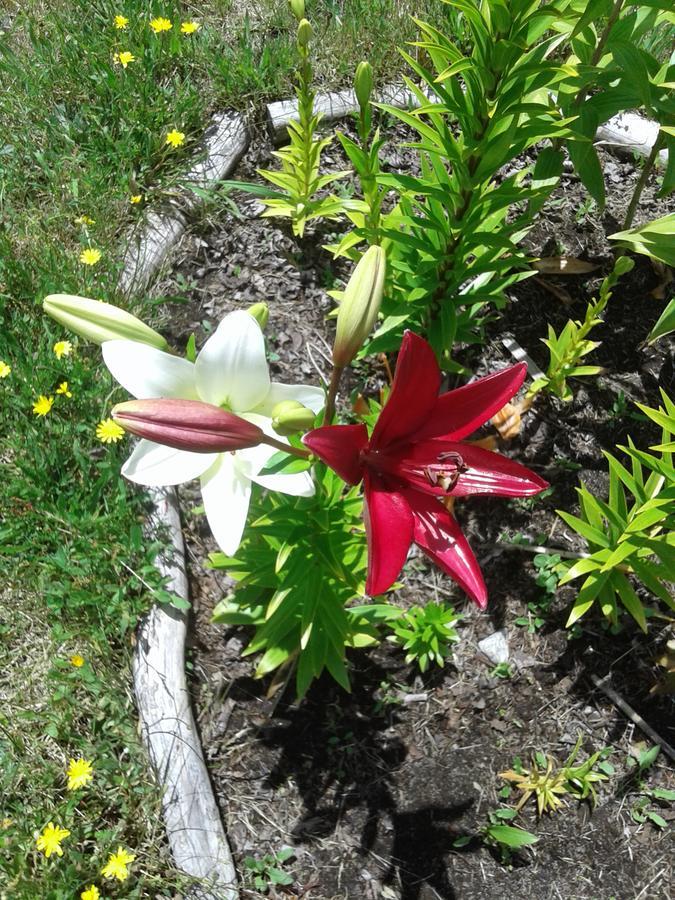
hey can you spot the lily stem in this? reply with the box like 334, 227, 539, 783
622, 132, 665, 231
263, 435, 312, 460
323, 365, 344, 426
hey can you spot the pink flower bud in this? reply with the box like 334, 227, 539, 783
111, 398, 264, 453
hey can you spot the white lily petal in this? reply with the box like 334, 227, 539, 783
121, 439, 216, 486
200, 454, 252, 556
252, 469, 316, 497
254, 382, 325, 416
235, 441, 278, 479
195, 310, 270, 411
102, 340, 198, 400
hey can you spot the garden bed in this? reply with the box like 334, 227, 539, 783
144, 125, 675, 899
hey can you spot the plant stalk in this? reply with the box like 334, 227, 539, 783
622, 133, 665, 230
263, 435, 312, 460
322, 365, 344, 425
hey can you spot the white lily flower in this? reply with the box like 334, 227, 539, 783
102, 310, 324, 555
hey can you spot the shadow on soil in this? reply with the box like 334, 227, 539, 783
241, 657, 481, 900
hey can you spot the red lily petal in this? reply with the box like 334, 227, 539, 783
406, 490, 487, 608
371, 331, 441, 450
427, 441, 548, 498
364, 474, 414, 596
303, 423, 368, 485
416, 363, 527, 442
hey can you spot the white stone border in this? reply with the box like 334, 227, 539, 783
266, 84, 667, 165
135, 489, 237, 899
118, 112, 249, 298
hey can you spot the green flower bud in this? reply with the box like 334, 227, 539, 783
271, 400, 316, 436
43, 294, 168, 350
289, 0, 305, 21
354, 61, 374, 110
297, 18, 312, 48
247, 302, 269, 329
333, 246, 386, 367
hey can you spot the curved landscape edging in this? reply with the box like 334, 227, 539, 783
135, 488, 238, 899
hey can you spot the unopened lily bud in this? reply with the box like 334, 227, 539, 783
354, 61, 373, 110
112, 398, 263, 453
333, 246, 386, 367
271, 400, 316, 436
43, 294, 168, 350
297, 18, 312, 48
247, 302, 269, 330
289, 0, 305, 21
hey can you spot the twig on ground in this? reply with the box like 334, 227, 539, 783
590, 674, 675, 763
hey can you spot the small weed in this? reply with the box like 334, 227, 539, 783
625, 745, 675, 830
500, 736, 613, 815
481, 809, 538, 862
387, 601, 461, 672
511, 486, 555, 511
515, 553, 563, 632
491, 663, 514, 680
244, 847, 295, 893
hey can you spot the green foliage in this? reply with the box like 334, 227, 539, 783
528, 256, 633, 401
515, 553, 562, 632
243, 847, 295, 893
609, 214, 675, 344
257, 11, 352, 236
625, 745, 675, 830
500, 736, 613, 815
556, 0, 675, 207
211, 464, 369, 697
558, 391, 675, 630
482, 809, 539, 860
352, 1, 585, 361
610, 213, 675, 268
331, 62, 387, 252
386, 600, 461, 672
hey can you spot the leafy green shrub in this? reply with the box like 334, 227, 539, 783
558, 391, 675, 630
386, 601, 461, 672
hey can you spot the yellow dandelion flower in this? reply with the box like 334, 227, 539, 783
114, 15, 129, 29
33, 395, 54, 416
165, 129, 185, 148
130, 194, 143, 204
1, 818, 12, 829
80, 248, 102, 266
67, 758, 94, 791
56, 381, 73, 398
70, 654, 85, 667
81, 887, 100, 900
53, 340, 73, 359
150, 16, 172, 33
35, 822, 70, 858
74, 215, 95, 226
181, 21, 200, 34
0, 361, 11, 378
114, 51, 136, 68
101, 846, 135, 881
96, 418, 125, 444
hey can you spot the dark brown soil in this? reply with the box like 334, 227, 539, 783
152, 124, 675, 900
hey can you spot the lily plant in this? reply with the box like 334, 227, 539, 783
44, 244, 549, 692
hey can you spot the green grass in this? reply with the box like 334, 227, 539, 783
0, 1, 445, 895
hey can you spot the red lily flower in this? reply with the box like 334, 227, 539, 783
303, 332, 548, 606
